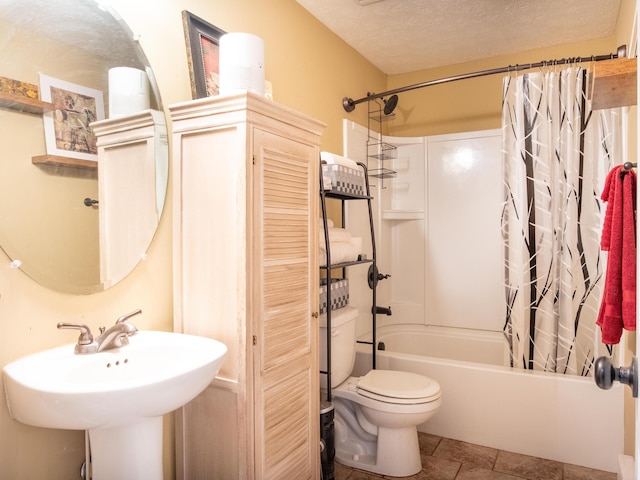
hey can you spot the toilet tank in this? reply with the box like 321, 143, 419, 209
319, 306, 358, 388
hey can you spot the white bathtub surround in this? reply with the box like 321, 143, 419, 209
343, 124, 505, 338
342, 121, 626, 475
353, 325, 624, 473
502, 67, 626, 372
364, 324, 507, 366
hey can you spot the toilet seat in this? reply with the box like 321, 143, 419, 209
357, 370, 441, 405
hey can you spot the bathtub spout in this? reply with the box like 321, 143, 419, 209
373, 306, 392, 316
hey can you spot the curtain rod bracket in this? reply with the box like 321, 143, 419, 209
342, 97, 356, 112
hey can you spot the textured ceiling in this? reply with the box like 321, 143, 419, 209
1, 0, 142, 66
296, 0, 623, 74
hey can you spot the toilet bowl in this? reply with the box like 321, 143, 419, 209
320, 307, 442, 477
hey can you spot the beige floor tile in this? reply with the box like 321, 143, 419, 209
381, 469, 444, 480
341, 467, 386, 479
432, 438, 498, 470
334, 461, 353, 480
563, 463, 617, 480
418, 455, 460, 480
455, 463, 523, 480
493, 450, 563, 480
333, 436, 613, 480
417, 432, 442, 456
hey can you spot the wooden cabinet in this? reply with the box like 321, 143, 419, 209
92, 110, 167, 289
170, 92, 325, 479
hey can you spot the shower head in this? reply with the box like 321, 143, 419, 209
342, 92, 398, 113
383, 94, 398, 115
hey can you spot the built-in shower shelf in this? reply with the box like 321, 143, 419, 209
381, 210, 424, 220
369, 168, 397, 179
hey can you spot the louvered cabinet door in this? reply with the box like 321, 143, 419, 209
252, 127, 319, 479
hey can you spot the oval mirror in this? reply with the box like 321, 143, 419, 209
0, 0, 167, 294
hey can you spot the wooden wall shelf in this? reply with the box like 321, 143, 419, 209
0, 91, 53, 115
32, 154, 97, 169
591, 57, 637, 110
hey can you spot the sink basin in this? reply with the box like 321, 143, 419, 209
3, 330, 227, 480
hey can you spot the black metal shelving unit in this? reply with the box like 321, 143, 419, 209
319, 160, 377, 402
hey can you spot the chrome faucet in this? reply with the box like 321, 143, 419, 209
57, 309, 141, 354
94, 321, 137, 352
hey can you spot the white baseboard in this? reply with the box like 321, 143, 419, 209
618, 454, 635, 480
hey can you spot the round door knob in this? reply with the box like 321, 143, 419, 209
594, 356, 638, 398
594, 356, 615, 390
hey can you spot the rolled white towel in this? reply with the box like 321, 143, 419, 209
319, 241, 359, 265
350, 236, 363, 254
319, 227, 351, 246
317, 218, 334, 229
320, 151, 359, 170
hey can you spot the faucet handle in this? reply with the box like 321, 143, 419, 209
57, 322, 94, 345
116, 309, 142, 325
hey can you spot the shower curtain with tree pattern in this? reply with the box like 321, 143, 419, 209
501, 66, 624, 376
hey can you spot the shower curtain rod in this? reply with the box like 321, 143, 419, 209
342, 44, 628, 112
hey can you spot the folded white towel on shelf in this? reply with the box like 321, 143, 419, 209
320, 151, 359, 170
350, 236, 363, 253
319, 227, 352, 245
319, 241, 360, 266
317, 218, 334, 229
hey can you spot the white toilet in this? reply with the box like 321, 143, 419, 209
320, 307, 442, 477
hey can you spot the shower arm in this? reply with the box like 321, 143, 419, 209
342, 45, 626, 112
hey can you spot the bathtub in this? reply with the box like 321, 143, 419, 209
352, 324, 624, 473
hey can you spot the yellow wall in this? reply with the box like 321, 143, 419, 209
0, 17, 102, 291
0, 0, 636, 478
385, 40, 626, 137
383, 0, 636, 138
0, 1, 385, 479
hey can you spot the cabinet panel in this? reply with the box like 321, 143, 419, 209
253, 127, 318, 479
263, 263, 311, 367
177, 125, 248, 383
178, 386, 242, 479
92, 111, 166, 289
258, 365, 316, 478
171, 93, 323, 479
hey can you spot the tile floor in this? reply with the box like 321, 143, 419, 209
332, 433, 617, 480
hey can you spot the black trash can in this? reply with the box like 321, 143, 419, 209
320, 401, 335, 480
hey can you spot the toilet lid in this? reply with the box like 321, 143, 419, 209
357, 370, 441, 402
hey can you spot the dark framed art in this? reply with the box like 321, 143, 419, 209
182, 10, 226, 99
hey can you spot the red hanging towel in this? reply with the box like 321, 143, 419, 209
597, 165, 637, 345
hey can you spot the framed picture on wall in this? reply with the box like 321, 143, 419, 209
182, 10, 226, 99
39, 74, 105, 162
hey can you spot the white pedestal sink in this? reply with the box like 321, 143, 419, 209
2, 330, 227, 480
